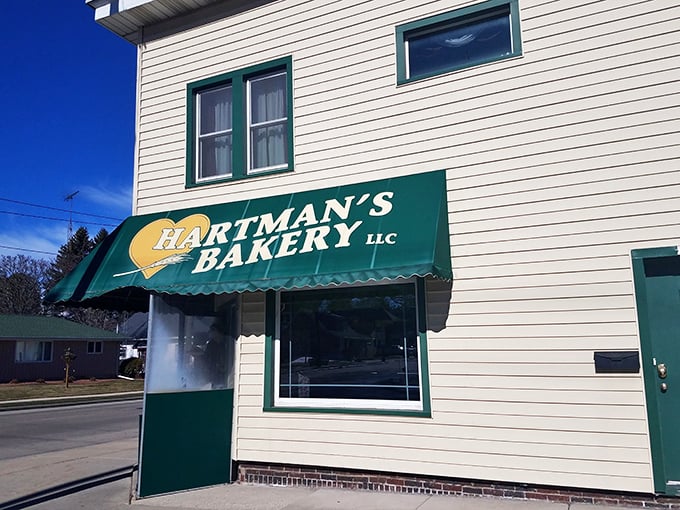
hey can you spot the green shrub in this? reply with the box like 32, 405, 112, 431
120, 357, 144, 378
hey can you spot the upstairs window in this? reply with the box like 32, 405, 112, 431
396, 0, 521, 84
196, 84, 234, 180
248, 71, 288, 172
187, 57, 293, 186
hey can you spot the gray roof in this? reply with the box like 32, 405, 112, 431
118, 312, 148, 339
0, 315, 129, 341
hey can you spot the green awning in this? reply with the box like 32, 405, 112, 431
45, 170, 451, 311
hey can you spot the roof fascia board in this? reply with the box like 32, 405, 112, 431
139, 0, 278, 44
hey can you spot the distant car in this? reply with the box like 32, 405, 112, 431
389, 344, 417, 358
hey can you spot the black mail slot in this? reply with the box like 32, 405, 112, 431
594, 351, 640, 373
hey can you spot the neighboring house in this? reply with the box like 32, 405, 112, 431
0, 315, 127, 382
118, 311, 148, 360
45, 0, 680, 504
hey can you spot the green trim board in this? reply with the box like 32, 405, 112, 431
415, 277, 432, 415
395, 0, 522, 84
44, 170, 452, 312
185, 56, 294, 187
263, 290, 277, 409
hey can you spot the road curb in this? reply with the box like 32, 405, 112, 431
0, 391, 143, 411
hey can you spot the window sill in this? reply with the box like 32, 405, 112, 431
186, 166, 293, 189
264, 405, 431, 418
397, 52, 523, 86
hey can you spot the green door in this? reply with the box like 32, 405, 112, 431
138, 295, 237, 498
633, 248, 680, 495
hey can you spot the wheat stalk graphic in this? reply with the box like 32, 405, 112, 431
113, 253, 192, 277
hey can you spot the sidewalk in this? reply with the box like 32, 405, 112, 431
21, 476, 616, 510
0, 397, 645, 510
130, 483, 601, 510
0, 435, 627, 510
0, 439, 138, 503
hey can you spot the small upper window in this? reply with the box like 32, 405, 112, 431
396, 0, 521, 83
187, 57, 293, 186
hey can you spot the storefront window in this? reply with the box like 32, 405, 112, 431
146, 294, 236, 393
273, 281, 427, 412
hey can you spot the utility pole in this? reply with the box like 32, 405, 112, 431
64, 190, 79, 240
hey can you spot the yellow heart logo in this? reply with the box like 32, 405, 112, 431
124, 214, 211, 279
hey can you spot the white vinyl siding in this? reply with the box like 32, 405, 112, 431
135, 0, 680, 495
235, 277, 652, 490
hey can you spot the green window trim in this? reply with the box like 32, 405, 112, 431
185, 56, 294, 188
263, 279, 432, 417
395, 0, 522, 85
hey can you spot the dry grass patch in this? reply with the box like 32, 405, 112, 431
0, 379, 144, 401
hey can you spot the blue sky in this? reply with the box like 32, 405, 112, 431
0, 1, 137, 260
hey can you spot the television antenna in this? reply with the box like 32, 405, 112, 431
64, 190, 79, 239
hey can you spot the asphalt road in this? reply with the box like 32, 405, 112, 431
0, 399, 142, 461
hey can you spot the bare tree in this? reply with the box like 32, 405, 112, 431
0, 255, 51, 314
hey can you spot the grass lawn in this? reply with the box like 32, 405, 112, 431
0, 378, 144, 401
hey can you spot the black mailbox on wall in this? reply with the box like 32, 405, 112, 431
594, 351, 640, 374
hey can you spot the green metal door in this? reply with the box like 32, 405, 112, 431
138, 295, 237, 498
633, 248, 680, 495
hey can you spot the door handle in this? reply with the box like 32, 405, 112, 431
657, 363, 668, 379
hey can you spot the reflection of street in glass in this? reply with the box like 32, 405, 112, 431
281, 357, 420, 400
279, 282, 419, 402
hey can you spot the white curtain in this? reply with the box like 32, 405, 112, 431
15, 341, 42, 361
250, 73, 286, 170
199, 86, 232, 177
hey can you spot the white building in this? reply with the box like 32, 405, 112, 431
48, 0, 680, 503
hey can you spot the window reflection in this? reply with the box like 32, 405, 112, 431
146, 295, 236, 393
407, 7, 512, 79
278, 283, 420, 402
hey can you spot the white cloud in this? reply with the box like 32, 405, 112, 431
79, 184, 133, 217
0, 223, 64, 261
0, 184, 132, 261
